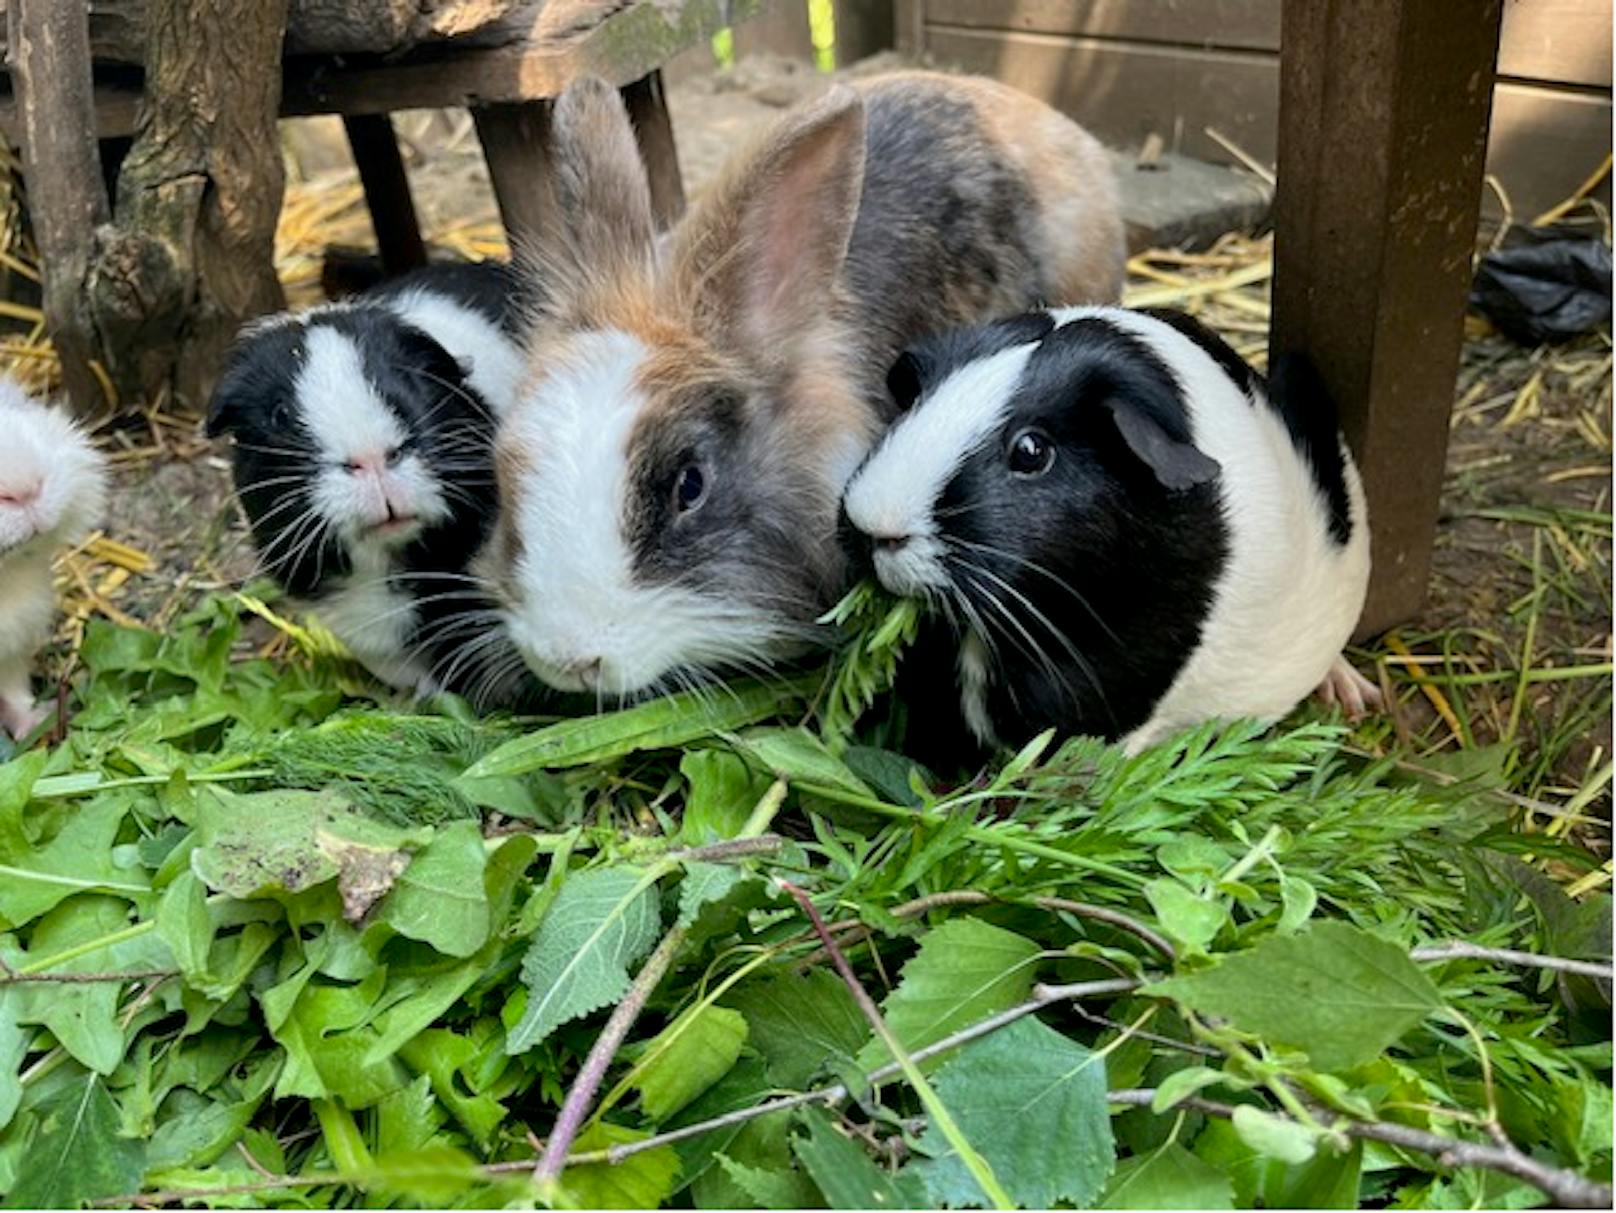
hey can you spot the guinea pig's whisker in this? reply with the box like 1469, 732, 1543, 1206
232, 472, 317, 496
955, 559, 1106, 724
947, 536, 1120, 647
932, 499, 995, 521
229, 441, 321, 462
242, 491, 322, 532
253, 507, 328, 569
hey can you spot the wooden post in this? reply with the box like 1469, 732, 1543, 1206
343, 113, 428, 276
471, 100, 555, 253
5, 0, 112, 415
1269, 0, 1504, 636
87, 0, 289, 410
621, 70, 685, 229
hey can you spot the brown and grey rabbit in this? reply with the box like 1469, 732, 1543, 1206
488, 71, 1124, 698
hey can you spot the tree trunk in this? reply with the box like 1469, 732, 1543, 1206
83, 0, 288, 410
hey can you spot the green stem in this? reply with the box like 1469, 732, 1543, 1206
0, 866, 148, 894
16, 893, 229, 974
793, 781, 1147, 886
1219, 825, 1282, 887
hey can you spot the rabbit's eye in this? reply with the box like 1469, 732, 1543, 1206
674, 464, 707, 513
1008, 429, 1055, 477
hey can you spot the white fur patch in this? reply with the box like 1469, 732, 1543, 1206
1040, 306, 1371, 752
295, 326, 449, 547
383, 287, 525, 417
958, 630, 997, 747
310, 544, 434, 693
0, 377, 106, 733
843, 342, 1037, 596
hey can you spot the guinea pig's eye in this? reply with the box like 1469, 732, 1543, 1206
673, 464, 707, 514
1008, 428, 1055, 477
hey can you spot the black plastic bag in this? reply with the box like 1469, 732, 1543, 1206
1470, 233, 1612, 345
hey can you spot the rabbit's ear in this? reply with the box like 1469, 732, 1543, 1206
529, 76, 657, 309
677, 85, 866, 368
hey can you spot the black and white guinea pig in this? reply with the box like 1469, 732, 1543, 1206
840, 305, 1379, 756
0, 378, 107, 739
207, 260, 539, 707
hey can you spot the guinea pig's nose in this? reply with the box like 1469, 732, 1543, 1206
0, 481, 42, 507
343, 450, 387, 475
872, 533, 912, 554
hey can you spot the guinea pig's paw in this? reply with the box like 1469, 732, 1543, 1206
0, 694, 50, 741
1314, 656, 1383, 721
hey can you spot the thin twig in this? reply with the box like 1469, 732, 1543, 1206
780, 880, 1014, 1210
1411, 941, 1613, 980
533, 779, 788, 1184
1108, 1089, 1614, 1210
0, 967, 177, 986
534, 924, 686, 1183
90, 1176, 335, 1208
668, 834, 786, 863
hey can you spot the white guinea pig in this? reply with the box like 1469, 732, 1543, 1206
0, 379, 107, 739
840, 306, 1380, 756
489, 71, 1124, 700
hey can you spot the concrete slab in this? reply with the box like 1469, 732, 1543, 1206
1110, 150, 1274, 253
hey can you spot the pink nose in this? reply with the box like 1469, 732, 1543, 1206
0, 482, 41, 507
344, 451, 388, 476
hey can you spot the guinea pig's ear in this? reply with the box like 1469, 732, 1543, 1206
530, 76, 656, 310
1100, 398, 1221, 492
885, 349, 928, 413
678, 85, 866, 368
396, 324, 468, 392
205, 345, 269, 437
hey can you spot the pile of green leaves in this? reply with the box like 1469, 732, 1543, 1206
0, 596, 1609, 1209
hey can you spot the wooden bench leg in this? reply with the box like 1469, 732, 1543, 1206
621, 69, 685, 229
1269, 0, 1505, 637
7, 0, 111, 415
471, 100, 554, 254
342, 113, 427, 277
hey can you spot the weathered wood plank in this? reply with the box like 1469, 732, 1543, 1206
923, 0, 1281, 52
1269, 0, 1504, 635
924, 27, 1279, 163
1488, 82, 1613, 219
471, 99, 555, 250
0, 0, 526, 61
279, 0, 759, 116
1498, 0, 1611, 87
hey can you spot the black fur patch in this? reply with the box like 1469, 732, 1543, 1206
1263, 353, 1354, 545
928, 314, 1229, 744
1136, 306, 1255, 398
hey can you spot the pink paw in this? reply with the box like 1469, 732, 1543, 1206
1314, 656, 1383, 721
0, 695, 51, 741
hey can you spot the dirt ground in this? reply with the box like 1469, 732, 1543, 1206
38, 53, 1616, 813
